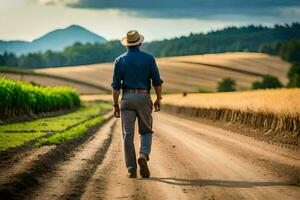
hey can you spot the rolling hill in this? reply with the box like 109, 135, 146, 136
31, 52, 291, 93
0, 25, 107, 55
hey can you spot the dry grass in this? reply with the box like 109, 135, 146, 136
163, 89, 300, 117
35, 63, 113, 92
81, 88, 300, 117
81, 90, 300, 146
163, 89, 300, 146
169, 52, 289, 82
35, 52, 291, 93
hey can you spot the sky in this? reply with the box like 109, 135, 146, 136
0, 0, 300, 42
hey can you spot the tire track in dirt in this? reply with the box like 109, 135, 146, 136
81, 120, 149, 200
149, 113, 300, 199
27, 117, 116, 200
156, 113, 300, 182
0, 146, 55, 185
81, 112, 299, 200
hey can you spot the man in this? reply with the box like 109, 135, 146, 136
111, 30, 163, 178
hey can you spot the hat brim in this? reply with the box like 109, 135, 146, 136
121, 35, 144, 46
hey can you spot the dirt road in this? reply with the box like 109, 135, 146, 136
80, 112, 299, 200
14, 112, 300, 200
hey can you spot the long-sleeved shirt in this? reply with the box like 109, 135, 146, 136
111, 47, 163, 90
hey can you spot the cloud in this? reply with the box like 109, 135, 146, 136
34, 0, 75, 6
37, 0, 300, 19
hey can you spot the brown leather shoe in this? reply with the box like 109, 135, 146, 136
127, 171, 137, 178
138, 157, 150, 178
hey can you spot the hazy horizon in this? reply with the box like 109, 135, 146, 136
1, 0, 300, 42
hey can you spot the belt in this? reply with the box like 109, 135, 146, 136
123, 89, 150, 94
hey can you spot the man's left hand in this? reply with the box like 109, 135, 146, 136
154, 99, 161, 112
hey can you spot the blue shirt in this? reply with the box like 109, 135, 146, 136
111, 48, 163, 90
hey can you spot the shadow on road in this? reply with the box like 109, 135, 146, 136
138, 177, 294, 188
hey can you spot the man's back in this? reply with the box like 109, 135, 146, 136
112, 47, 162, 91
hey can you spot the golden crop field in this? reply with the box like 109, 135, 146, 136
162, 88, 300, 116
169, 52, 288, 80
35, 52, 291, 93
81, 88, 300, 117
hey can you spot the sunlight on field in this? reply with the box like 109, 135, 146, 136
81, 89, 300, 116
163, 89, 300, 116
35, 52, 291, 93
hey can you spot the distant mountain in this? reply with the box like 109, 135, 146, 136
0, 25, 107, 55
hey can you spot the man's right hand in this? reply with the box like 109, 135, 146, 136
154, 98, 161, 112
113, 105, 120, 118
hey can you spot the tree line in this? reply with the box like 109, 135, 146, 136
0, 41, 124, 68
144, 23, 300, 57
1, 23, 300, 69
259, 38, 300, 88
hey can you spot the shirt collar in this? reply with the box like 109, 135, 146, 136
128, 47, 140, 52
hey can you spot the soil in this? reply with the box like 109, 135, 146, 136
0, 114, 113, 200
163, 106, 300, 150
1, 112, 299, 200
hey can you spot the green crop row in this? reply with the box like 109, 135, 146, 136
35, 116, 104, 147
0, 103, 112, 151
0, 132, 45, 151
0, 77, 80, 119
0, 104, 104, 132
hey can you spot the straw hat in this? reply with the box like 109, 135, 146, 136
121, 30, 144, 47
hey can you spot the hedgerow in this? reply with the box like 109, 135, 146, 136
0, 77, 80, 118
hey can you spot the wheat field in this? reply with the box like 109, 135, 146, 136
161, 88, 300, 135
162, 89, 300, 116
35, 52, 291, 93
81, 88, 300, 116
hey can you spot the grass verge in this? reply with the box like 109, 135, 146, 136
34, 117, 104, 147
